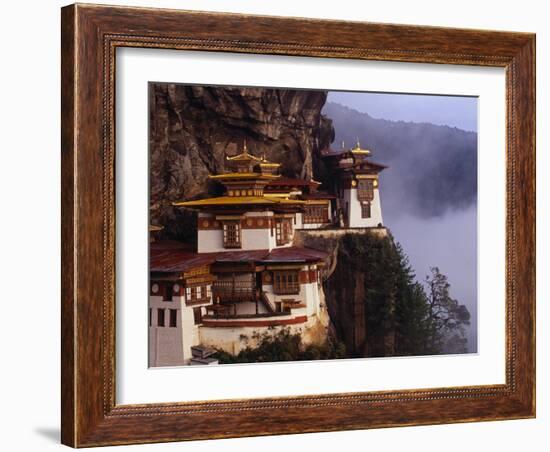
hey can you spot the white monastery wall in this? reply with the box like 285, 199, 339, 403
242, 228, 276, 250
148, 296, 185, 366
295, 212, 304, 229
199, 323, 308, 355
197, 212, 284, 252
343, 188, 384, 228
149, 288, 212, 366
261, 265, 321, 317
232, 301, 270, 315
197, 229, 225, 253
180, 303, 200, 363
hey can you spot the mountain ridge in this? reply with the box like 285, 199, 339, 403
321, 101, 478, 219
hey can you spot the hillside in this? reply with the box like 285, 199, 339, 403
321, 102, 478, 219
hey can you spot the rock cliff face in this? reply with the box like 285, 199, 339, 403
296, 230, 397, 358
149, 84, 334, 242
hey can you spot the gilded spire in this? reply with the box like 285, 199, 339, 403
226, 141, 263, 162
351, 138, 371, 155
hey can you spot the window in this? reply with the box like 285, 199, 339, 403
186, 285, 211, 305
169, 309, 177, 328
361, 202, 371, 219
157, 308, 165, 327
273, 271, 300, 295
222, 221, 241, 248
149, 308, 152, 327
357, 179, 374, 202
275, 218, 292, 245
275, 220, 283, 244
193, 307, 203, 325
304, 205, 328, 224
162, 284, 172, 301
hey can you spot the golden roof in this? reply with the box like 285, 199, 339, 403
304, 199, 330, 205
259, 153, 281, 168
259, 162, 280, 168
226, 141, 263, 163
173, 196, 305, 208
208, 172, 280, 180
350, 140, 371, 155
264, 193, 292, 199
149, 224, 164, 232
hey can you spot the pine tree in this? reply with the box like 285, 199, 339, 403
425, 267, 471, 354
393, 243, 436, 356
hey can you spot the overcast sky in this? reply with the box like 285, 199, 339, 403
328, 91, 478, 132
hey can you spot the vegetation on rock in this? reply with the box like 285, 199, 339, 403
214, 328, 346, 364
306, 232, 470, 358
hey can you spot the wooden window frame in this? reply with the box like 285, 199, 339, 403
275, 218, 292, 245
304, 204, 329, 224
275, 219, 283, 245
357, 179, 374, 202
273, 270, 300, 295
361, 201, 371, 219
222, 220, 242, 249
62, 4, 535, 446
157, 308, 165, 327
186, 284, 211, 305
193, 307, 203, 325
169, 309, 177, 328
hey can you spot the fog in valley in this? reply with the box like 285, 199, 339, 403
323, 93, 478, 352
383, 205, 478, 352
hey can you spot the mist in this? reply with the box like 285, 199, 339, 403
384, 205, 478, 352
323, 94, 478, 352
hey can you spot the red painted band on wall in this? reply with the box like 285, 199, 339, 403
202, 315, 307, 328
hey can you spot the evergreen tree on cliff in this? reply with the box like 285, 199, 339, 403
320, 233, 469, 358
425, 267, 471, 354
394, 243, 437, 356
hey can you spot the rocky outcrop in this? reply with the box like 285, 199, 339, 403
297, 230, 398, 358
149, 84, 334, 241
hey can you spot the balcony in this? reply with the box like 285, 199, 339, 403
212, 280, 257, 303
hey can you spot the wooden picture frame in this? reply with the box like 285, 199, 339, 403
61, 3, 535, 447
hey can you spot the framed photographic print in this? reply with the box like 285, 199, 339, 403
61, 3, 535, 447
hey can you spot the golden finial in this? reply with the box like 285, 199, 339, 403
243, 139, 248, 154
350, 138, 371, 155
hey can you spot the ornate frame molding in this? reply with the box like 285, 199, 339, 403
61, 4, 535, 447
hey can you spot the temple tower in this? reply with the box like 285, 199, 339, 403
322, 141, 387, 228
